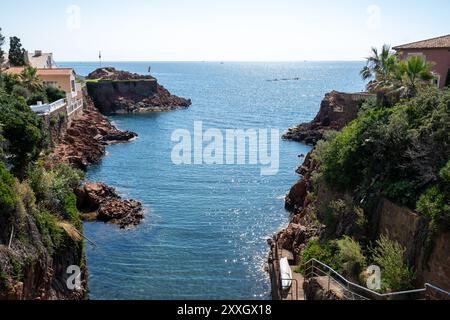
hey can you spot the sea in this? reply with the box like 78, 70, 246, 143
59, 61, 365, 300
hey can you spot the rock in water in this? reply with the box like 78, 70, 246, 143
86, 67, 192, 115
75, 182, 145, 229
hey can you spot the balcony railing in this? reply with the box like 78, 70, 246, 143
67, 98, 84, 116
30, 98, 67, 115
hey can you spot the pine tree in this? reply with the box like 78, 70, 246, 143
8, 36, 26, 66
0, 28, 5, 68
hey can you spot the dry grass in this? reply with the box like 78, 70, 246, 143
57, 222, 83, 242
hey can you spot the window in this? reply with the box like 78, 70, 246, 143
407, 52, 426, 59
43, 81, 58, 88
432, 74, 441, 87
71, 80, 76, 92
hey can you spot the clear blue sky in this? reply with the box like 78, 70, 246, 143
1, 0, 449, 61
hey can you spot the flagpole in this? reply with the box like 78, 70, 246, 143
99, 51, 102, 68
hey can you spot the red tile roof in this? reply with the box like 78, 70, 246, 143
393, 35, 450, 50
4, 67, 74, 76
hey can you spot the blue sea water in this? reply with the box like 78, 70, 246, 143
59, 61, 365, 300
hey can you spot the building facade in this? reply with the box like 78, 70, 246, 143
4, 67, 84, 121
394, 35, 450, 89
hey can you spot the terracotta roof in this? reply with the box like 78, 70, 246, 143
36, 68, 74, 76
393, 35, 450, 50
3, 67, 24, 75
4, 67, 74, 76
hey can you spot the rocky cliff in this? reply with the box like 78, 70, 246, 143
45, 95, 145, 229
46, 95, 137, 171
283, 91, 374, 144
86, 68, 191, 115
270, 90, 450, 300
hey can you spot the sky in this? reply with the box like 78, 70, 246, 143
0, 0, 449, 61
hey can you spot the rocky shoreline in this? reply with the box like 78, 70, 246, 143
283, 91, 373, 144
76, 182, 144, 229
268, 150, 323, 299
86, 68, 192, 114
268, 90, 450, 300
268, 91, 366, 300
46, 95, 145, 229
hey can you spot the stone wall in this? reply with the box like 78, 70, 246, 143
377, 198, 425, 266
376, 198, 450, 292
420, 232, 450, 292
42, 105, 69, 147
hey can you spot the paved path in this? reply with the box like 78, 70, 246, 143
284, 266, 305, 300
279, 249, 305, 300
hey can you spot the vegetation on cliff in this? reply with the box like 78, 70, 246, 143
318, 87, 449, 227
283, 45, 449, 295
292, 86, 449, 293
0, 32, 86, 299
361, 44, 434, 97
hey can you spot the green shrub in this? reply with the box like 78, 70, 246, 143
63, 192, 82, 231
440, 161, 450, 183
0, 73, 21, 93
295, 239, 340, 274
0, 270, 10, 292
319, 198, 367, 238
58, 112, 66, 121
52, 164, 85, 190
337, 236, 366, 276
311, 130, 339, 163
35, 209, 65, 253
49, 116, 58, 126
318, 88, 450, 212
11, 84, 29, 98
0, 92, 45, 177
0, 162, 17, 214
10, 256, 23, 282
45, 86, 65, 103
28, 164, 84, 211
417, 186, 450, 229
371, 236, 415, 293
26, 91, 48, 106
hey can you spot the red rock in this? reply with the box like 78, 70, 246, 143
283, 91, 373, 145
75, 182, 144, 228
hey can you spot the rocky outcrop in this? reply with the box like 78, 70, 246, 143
45, 95, 145, 229
86, 67, 191, 115
283, 91, 374, 145
75, 183, 144, 229
87, 68, 154, 81
46, 96, 137, 171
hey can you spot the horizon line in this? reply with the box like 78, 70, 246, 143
57, 59, 366, 63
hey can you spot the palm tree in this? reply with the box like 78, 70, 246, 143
19, 66, 43, 92
360, 44, 398, 92
397, 56, 434, 96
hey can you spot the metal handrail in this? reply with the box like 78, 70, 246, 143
281, 278, 299, 301
303, 259, 449, 300
425, 284, 450, 297
305, 265, 369, 300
